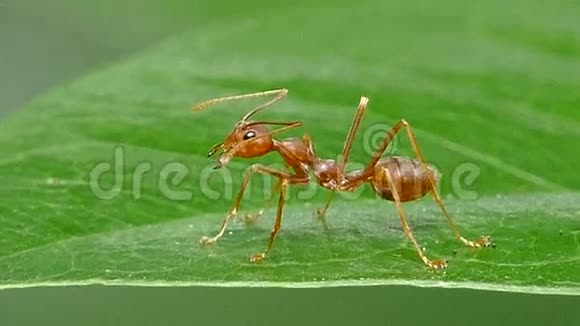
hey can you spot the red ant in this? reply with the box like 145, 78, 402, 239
192, 89, 492, 270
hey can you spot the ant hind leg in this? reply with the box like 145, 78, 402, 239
384, 170, 448, 270
399, 120, 494, 249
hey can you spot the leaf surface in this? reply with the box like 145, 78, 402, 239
0, 0, 579, 295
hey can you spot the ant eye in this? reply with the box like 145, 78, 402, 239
243, 131, 256, 140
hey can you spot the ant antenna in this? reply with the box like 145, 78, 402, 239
192, 89, 288, 121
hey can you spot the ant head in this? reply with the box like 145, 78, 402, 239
192, 89, 291, 169
207, 121, 274, 169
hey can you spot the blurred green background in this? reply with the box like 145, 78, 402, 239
1, 1, 578, 325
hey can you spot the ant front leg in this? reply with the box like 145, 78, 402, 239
199, 164, 260, 245
245, 162, 295, 225
249, 174, 309, 263
200, 164, 309, 261
244, 178, 281, 225
200, 164, 294, 245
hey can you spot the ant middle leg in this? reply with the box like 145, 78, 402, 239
365, 119, 493, 248
315, 96, 369, 222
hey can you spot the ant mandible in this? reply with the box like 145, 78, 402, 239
192, 89, 493, 270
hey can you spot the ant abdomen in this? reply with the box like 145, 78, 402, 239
371, 156, 440, 202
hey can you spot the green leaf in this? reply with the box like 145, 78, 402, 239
1, 0, 579, 295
